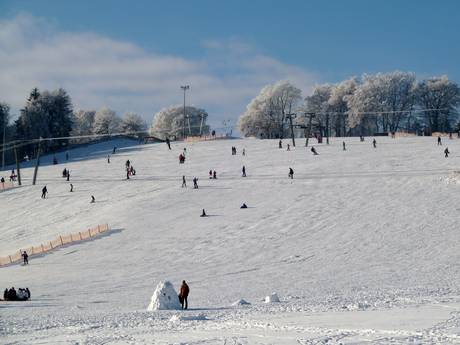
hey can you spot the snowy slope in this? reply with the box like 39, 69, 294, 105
2, 136, 460, 344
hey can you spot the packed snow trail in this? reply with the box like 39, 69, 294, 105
2, 136, 460, 344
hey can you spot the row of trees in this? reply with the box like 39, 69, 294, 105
238, 72, 460, 138
1, 88, 148, 162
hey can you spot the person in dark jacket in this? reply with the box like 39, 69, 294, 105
438, 136, 442, 146
242, 166, 246, 177
288, 168, 294, 179
179, 280, 190, 309
311, 147, 318, 155
41, 186, 48, 199
21, 251, 28, 265
193, 177, 198, 189
182, 175, 186, 188
343, 141, 346, 151
373, 139, 377, 148
166, 137, 171, 150
445, 147, 450, 158
240, 203, 248, 209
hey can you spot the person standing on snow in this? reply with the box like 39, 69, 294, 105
242, 165, 246, 177
288, 168, 294, 179
179, 280, 190, 310
41, 186, 48, 199
166, 137, 171, 150
445, 147, 450, 158
343, 142, 346, 151
193, 177, 199, 189
182, 175, 187, 188
438, 136, 442, 146
279, 139, 282, 149
70, 183, 74, 192
373, 139, 377, 148
213, 171, 217, 179
21, 251, 29, 265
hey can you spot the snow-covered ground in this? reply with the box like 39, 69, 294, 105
2, 136, 460, 344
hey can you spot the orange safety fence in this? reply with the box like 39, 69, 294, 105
0, 224, 109, 267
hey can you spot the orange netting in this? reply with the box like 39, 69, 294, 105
0, 224, 109, 267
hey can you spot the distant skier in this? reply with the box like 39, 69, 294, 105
91, 195, 96, 203
445, 147, 450, 158
449, 132, 453, 140
200, 209, 207, 217
343, 141, 346, 151
70, 183, 73, 192
311, 147, 318, 155
213, 170, 217, 179
242, 165, 246, 177
62, 168, 67, 178
288, 167, 294, 179
438, 136, 442, 146
21, 251, 28, 265
240, 203, 248, 209
242, 148, 246, 156
166, 137, 171, 150
193, 177, 198, 189
209, 170, 213, 179
279, 139, 282, 149
66, 170, 70, 181
373, 139, 377, 148
41, 186, 48, 199
287, 144, 290, 151
107, 155, 110, 164
179, 280, 190, 310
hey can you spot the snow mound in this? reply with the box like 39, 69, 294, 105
232, 298, 251, 306
443, 171, 460, 184
264, 293, 280, 303
147, 281, 181, 311
169, 313, 208, 322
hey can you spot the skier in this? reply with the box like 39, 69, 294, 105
41, 186, 48, 199
288, 167, 294, 179
209, 170, 213, 179
200, 209, 207, 217
166, 137, 171, 150
66, 170, 70, 181
242, 148, 246, 156
21, 251, 28, 265
213, 171, 217, 179
193, 177, 198, 189
279, 139, 282, 149
179, 280, 190, 310
182, 175, 186, 188
242, 165, 246, 177
62, 168, 67, 178
287, 144, 290, 151
445, 147, 450, 158
107, 155, 110, 164
91, 195, 96, 203
343, 141, 346, 151
70, 183, 73, 192
373, 139, 377, 148
438, 136, 442, 146
240, 203, 248, 209
311, 147, 318, 155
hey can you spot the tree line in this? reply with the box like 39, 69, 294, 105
1, 88, 147, 164
238, 72, 460, 138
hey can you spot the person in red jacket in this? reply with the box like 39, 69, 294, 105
179, 280, 190, 310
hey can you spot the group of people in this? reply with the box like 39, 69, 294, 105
62, 168, 70, 181
3, 287, 30, 301
208, 170, 217, 179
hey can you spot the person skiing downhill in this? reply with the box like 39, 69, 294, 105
209, 170, 213, 179
213, 171, 217, 179
178, 280, 190, 310
41, 186, 48, 199
445, 147, 450, 158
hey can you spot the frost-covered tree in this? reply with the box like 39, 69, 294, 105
121, 112, 147, 133
93, 107, 121, 135
329, 78, 358, 136
304, 84, 333, 139
416, 76, 460, 133
150, 105, 209, 139
0, 102, 10, 141
347, 72, 416, 133
238, 81, 302, 138
71, 110, 96, 142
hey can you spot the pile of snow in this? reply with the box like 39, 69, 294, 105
264, 293, 280, 303
443, 171, 460, 184
169, 313, 208, 322
147, 281, 181, 311
232, 298, 251, 306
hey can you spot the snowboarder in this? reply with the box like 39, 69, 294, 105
213, 171, 217, 179
193, 177, 198, 189
91, 195, 95, 203
279, 139, 282, 149
70, 183, 73, 192
200, 209, 207, 217
166, 137, 171, 150
21, 251, 28, 265
438, 136, 442, 146
240, 203, 248, 209
445, 147, 450, 158
182, 175, 186, 188
287, 144, 290, 151
288, 167, 294, 179
242, 165, 246, 177
179, 280, 190, 310
343, 141, 346, 151
41, 186, 48, 199
373, 139, 377, 148
311, 147, 318, 155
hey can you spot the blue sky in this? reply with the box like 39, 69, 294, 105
0, 0, 459, 126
